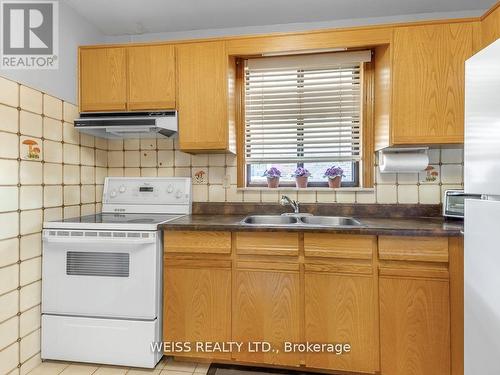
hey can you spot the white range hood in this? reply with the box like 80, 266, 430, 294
74, 111, 177, 139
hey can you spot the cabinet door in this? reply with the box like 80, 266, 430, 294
79, 47, 127, 112
392, 23, 473, 144
128, 45, 176, 110
164, 265, 231, 360
233, 266, 301, 366
379, 276, 450, 375
176, 41, 229, 151
305, 271, 377, 373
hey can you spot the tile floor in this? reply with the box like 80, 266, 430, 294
27, 357, 210, 375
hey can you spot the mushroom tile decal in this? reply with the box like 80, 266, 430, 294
21, 137, 42, 160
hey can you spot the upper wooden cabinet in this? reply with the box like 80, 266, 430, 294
482, 4, 500, 48
176, 41, 236, 153
79, 47, 127, 112
79, 45, 175, 112
375, 22, 474, 149
128, 45, 176, 110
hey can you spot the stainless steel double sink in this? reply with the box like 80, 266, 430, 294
241, 215, 363, 227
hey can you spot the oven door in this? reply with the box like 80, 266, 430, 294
42, 229, 160, 319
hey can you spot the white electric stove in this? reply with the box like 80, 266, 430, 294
41, 177, 191, 368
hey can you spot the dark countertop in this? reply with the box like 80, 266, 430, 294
161, 214, 463, 237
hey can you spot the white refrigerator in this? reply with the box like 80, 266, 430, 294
464, 38, 500, 375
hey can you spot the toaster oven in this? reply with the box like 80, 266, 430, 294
443, 190, 482, 218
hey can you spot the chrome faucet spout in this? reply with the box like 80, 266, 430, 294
280, 195, 300, 214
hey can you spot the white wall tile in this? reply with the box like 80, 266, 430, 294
19, 305, 40, 338
298, 191, 317, 203
19, 328, 40, 362
43, 163, 62, 185
63, 102, 78, 123
20, 210, 42, 235
0, 342, 19, 375
243, 190, 261, 202
0, 264, 19, 295
208, 185, 225, 202
64, 186, 80, 206
419, 184, 441, 204
0, 104, 19, 133
208, 154, 225, 167
80, 134, 94, 148
124, 151, 140, 167
441, 164, 463, 184
107, 139, 123, 151
140, 139, 156, 150
157, 151, 174, 167
0, 132, 19, 159
441, 148, 463, 164
141, 151, 157, 167
0, 187, 18, 213
226, 186, 243, 202
108, 151, 124, 167
63, 165, 80, 185
0, 316, 18, 354
43, 140, 62, 163
174, 150, 191, 167
19, 111, 42, 138
80, 166, 95, 184
20, 161, 42, 185
336, 191, 356, 203
0, 238, 18, 267
81, 185, 96, 204
63, 143, 80, 165
397, 185, 419, 204
19, 186, 43, 210
20, 86, 42, 114
140, 168, 157, 177
63, 122, 79, 144
20, 257, 41, 286
0, 290, 18, 323
43, 186, 62, 207
376, 185, 397, 204
0, 212, 19, 240
157, 168, 174, 177
0, 77, 19, 107
124, 139, 140, 150
192, 154, 208, 167
208, 167, 225, 184
0, 160, 19, 185
192, 185, 208, 202
43, 118, 62, 141
43, 94, 63, 120
20, 234, 41, 261
83, 147, 97, 166
355, 191, 376, 204
316, 191, 336, 203
63, 205, 80, 219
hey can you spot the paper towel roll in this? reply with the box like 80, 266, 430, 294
379, 151, 429, 173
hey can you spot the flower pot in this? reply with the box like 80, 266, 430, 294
267, 177, 280, 188
295, 176, 308, 188
328, 176, 341, 188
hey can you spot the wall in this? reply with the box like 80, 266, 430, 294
106, 140, 464, 205
0, 75, 106, 375
0, 1, 104, 104
105, 10, 483, 44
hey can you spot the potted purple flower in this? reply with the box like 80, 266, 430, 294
324, 166, 345, 188
263, 167, 281, 188
291, 167, 311, 188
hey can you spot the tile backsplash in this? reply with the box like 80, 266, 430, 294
0, 72, 464, 375
106, 140, 464, 205
0, 76, 104, 375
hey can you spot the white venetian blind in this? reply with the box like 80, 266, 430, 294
244, 50, 371, 163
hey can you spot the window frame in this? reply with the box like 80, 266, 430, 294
235, 55, 375, 190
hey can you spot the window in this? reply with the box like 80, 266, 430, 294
242, 51, 371, 187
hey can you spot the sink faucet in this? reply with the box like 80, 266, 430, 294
280, 195, 300, 214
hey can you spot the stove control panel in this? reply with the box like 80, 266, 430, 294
102, 177, 192, 214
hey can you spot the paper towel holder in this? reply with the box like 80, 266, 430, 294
378, 147, 429, 174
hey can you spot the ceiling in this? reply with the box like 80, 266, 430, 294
65, 0, 495, 36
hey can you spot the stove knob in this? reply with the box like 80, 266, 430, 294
175, 190, 183, 199
167, 185, 174, 193
119, 185, 126, 193
110, 190, 117, 198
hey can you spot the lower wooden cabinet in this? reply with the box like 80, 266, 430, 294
163, 258, 232, 360
378, 236, 453, 375
163, 231, 461, 375
305, 271, 377, 373
233, 265, 301, 366
379, 276, 450, 375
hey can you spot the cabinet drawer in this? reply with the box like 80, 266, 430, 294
164, 231, 231, 254
379, 236, 448, 262
304, 233, 375, 260
235, 232, 299, 256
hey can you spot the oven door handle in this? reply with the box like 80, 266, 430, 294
42, 236, 156, 245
